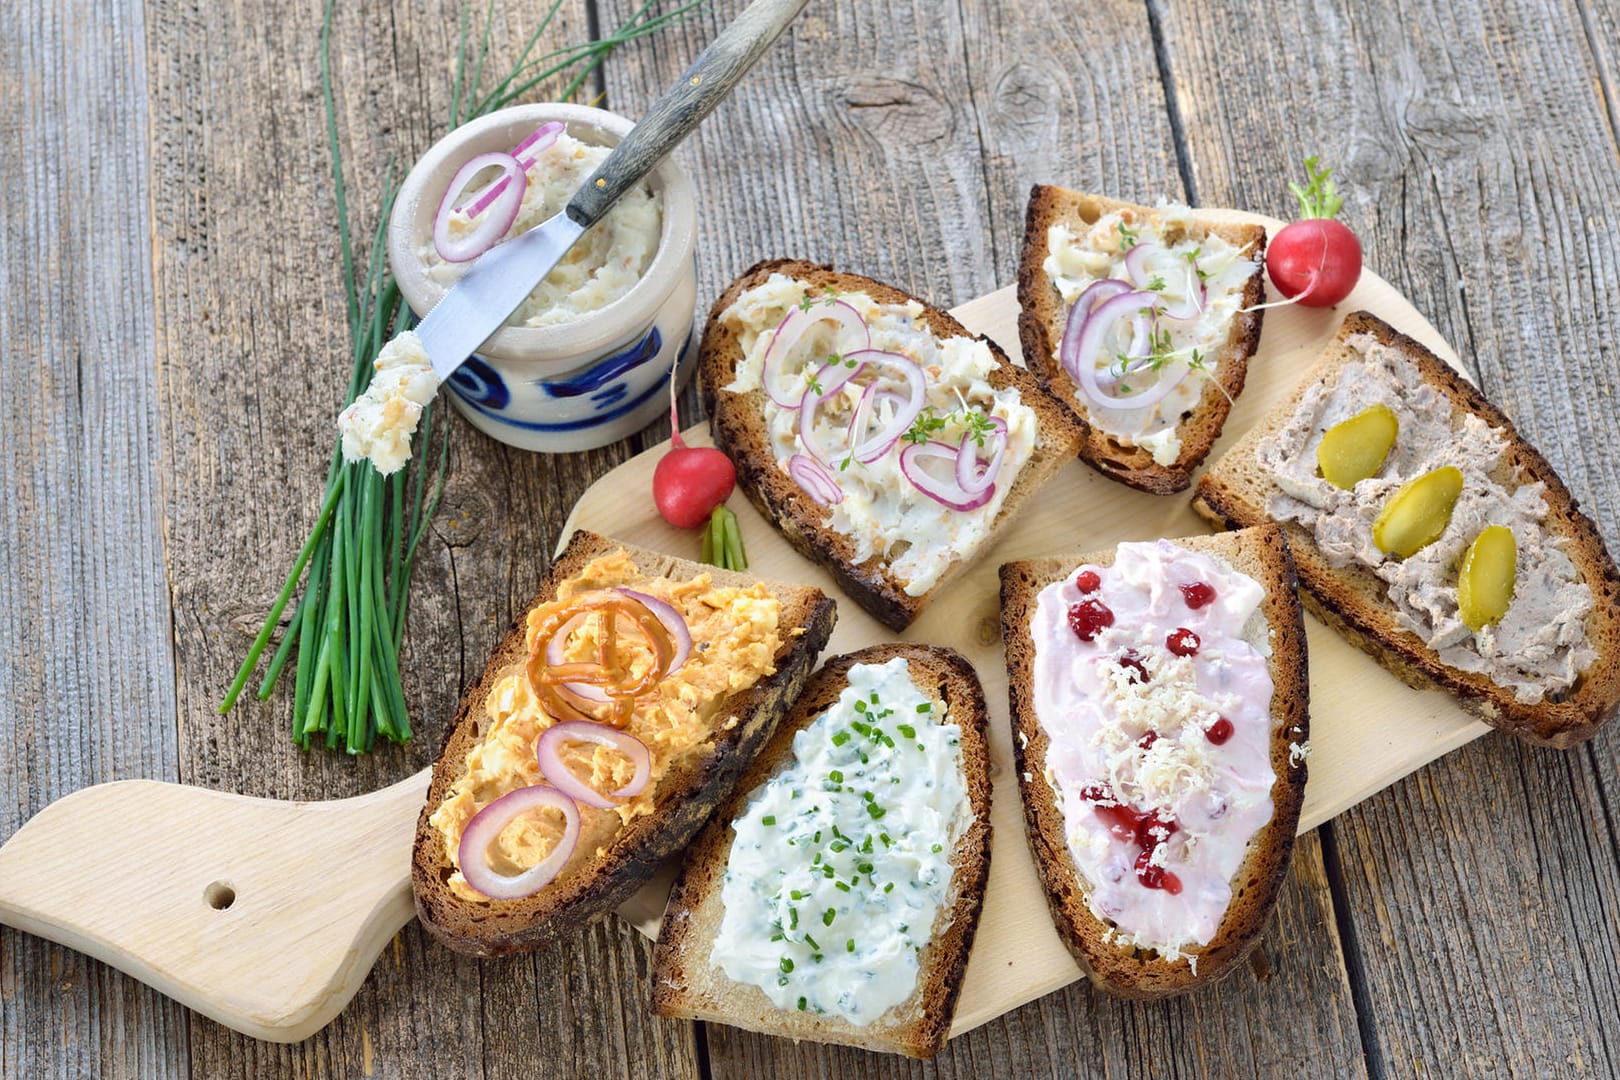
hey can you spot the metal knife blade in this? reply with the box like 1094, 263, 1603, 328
414, 211, 585, 383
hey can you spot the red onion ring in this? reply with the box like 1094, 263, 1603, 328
613, 588, 692, 677
796, 360, 870, 465
759, 299, 870, 408
1062, 290, 1191, 412
900, 441, 995, 511
461, 122, 563, 220
788, 453, 844, 507
433, 152, 526, 263
457, 785, 580, 900
845, 350, 926, 463
536, 720, 653, 810
955, 416, 1008, 496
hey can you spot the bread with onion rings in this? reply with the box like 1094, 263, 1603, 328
412, 529, 836, 956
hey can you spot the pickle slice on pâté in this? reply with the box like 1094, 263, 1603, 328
1457, 525, 1517, 630
1317, 404, 1398, 489
1373, 466, 1463, 558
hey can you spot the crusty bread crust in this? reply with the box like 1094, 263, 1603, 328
998, 526, 1309, 998
698, 258, 1087, 632
1193, 310, 1620, 747
1016, 186, 1267, 495
650, 644, 994, 1058
411, 530, 837, 957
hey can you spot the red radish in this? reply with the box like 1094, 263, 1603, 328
653, 374, 736, 529
1267, 157, 1363, 308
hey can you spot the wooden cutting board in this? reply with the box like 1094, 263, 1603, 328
0, 210, 1489, 1043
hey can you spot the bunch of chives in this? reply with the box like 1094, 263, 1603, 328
220, 0, 704, 751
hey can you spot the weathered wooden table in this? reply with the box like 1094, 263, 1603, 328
6, 0, 1619, 1076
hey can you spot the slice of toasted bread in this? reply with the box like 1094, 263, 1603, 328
1017, 186, 1267, 495
999, 527, 1309, 998
411, 529, 837, 957
698, 258, 1087, 632
650, 644, 993, 1058
1194, 311, 1620, 746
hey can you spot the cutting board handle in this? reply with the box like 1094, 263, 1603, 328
0, 769, 429, 1043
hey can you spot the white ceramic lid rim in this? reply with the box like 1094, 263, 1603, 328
387, 103, 698, 370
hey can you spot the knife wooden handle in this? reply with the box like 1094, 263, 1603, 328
566, 0, 808, 230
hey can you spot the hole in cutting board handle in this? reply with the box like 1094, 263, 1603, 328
204, 881, 236, 910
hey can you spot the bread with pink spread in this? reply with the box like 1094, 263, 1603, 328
998, 526, 1307, 997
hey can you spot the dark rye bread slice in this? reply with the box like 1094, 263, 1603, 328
1017, 186, 1267, 495
412, 529, 837, 957
999, 526, 1309, 998
698, 258, 1087, 632
1193, 311, 1620, 747
651, 644, 993, 1058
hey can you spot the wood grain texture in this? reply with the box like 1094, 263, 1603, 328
141, 0, 697, 1074
1158, 0, 1620, 1074
0, 1, 191, 1078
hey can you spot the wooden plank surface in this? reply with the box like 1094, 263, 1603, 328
141, 0, 697, 1076
0, 2, 190, 1078
1159, 0, 1620, 1075
4, 0, 1619, 1075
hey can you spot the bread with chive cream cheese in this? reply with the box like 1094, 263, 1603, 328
699, 259, 1086, 632
999, 527, 1308, 997
1017, 187, 1267, 495
411, 529, 836, 957
1194, 311, 1620, 746
651, 644, 992, 1058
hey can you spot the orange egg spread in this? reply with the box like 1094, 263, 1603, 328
429, 550, 783, 902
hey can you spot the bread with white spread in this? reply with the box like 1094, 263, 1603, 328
999, 527, 1308, 997
1194, 311, 1620, 746
411, 529, 836, 956
1017, 187, 1267, 495
651, 644, 993, 1058
699, 259, 1086, 631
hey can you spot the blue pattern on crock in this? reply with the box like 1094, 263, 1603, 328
539, 326, 663, 402
448, 327, 696, 433
448, 355, 510, 410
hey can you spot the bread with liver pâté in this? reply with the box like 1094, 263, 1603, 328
1193, 310, 1620, 747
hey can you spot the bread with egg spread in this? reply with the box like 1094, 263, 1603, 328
698, 258, 1087, 632
411, 529, 836, 957
998, 526, 1308, 997
1017, 186, 1267, 495
650, 644, 993, 1058
1193, 311, 1620, 746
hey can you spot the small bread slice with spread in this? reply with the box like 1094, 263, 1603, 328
1194, 311, 1620, 746
651, 644, 993, 1058
699, 259, 1086, 632
412, 530, 836, 956
999, 528, 1308, 997
1018, 187, 1266, 494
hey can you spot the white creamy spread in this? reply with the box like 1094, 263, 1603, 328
337, 331, 438, 475
1030, 540, 1276, 959
1043, 202, 1257, 466
720, 273, 1039, 595
711, 657, 969, 1024
1257, 335, 1597, 703
422, 130, 661, 327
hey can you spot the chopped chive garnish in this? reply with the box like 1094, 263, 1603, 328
897, 724, 916, 739
846, 938, 855, 952
797, 997, 807, 1011
822, 908, 836, 926
867, 804, 887, 819
761, 815, 776, 826
835, 881, 851, 892
832, 731, 850, 746
804, 934, 820, 951
779, 957, 794, 974
829, 769, 844, 783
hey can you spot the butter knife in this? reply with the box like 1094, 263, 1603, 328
417, 0, 809, 382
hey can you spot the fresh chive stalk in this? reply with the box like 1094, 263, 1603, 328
702, 505, 748, 571
220, 0, 703, 751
